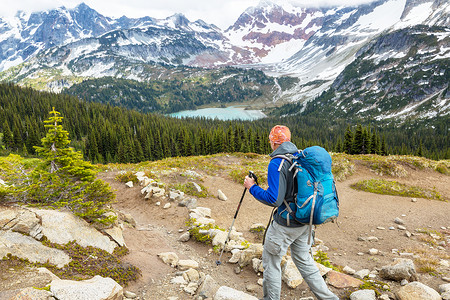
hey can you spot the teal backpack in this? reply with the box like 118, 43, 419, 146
273, 146, 339, 242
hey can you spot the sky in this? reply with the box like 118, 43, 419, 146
0, 0, 377, 30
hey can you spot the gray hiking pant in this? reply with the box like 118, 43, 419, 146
262, 221, 338, 300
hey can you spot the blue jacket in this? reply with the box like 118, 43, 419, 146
249, 141, 304, 227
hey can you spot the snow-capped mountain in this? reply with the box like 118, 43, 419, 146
0, 3, 151, 71
0, 0, 448, 120
264, 0, 449, 103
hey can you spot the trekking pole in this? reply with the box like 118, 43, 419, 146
216, 171, 258, 266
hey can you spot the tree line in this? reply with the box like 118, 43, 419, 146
0, 83, 447, 163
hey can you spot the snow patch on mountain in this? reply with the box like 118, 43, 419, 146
394, 1, 433, 29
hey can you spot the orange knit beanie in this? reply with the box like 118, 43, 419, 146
269, 125, 291, 144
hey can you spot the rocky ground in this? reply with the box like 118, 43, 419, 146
0, 154, 449, 299
105, 156, 450, 300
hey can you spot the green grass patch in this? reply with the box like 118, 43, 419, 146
38, 239, 140, 286
359, 278, 390, 296
313, 250, 341, 272
171, 182, 208, 198
351, 179, 443, 200
115, 171, 139, 184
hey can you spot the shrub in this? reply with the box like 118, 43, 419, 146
115, 171, 139, 184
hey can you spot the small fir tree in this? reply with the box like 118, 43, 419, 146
28, 108, 115, 224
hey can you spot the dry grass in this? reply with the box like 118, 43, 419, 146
405, 246, 449, 276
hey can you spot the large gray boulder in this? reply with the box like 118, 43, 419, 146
51, 275, 123, 300
30, 208, 117, 253
0, 230, 71, 268
198, 275, 220, 299
397, 281, 441, 300
380, 258, 417, 281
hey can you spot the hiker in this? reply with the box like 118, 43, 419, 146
243, 125, 338, 300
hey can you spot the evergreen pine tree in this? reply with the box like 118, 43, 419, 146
381, 136, 387, 156
416, 141, 424, 157
370, 132, 378, 154
29, 108, 115, 224
343, 126, 353, 154
2, 121, 13, 150
353, 124, 363, 154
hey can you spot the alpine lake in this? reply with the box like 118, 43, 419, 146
169, 106, 267, 121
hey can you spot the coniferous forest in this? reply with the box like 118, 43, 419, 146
0, 83, 448, 163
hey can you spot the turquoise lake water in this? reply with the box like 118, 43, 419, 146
169, 106, 267, 121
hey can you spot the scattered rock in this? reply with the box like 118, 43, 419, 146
163, 203, 171, 209
343, 266, 356, 275
354, 269, 370, 279
350, 289, 376, 300
377, 226, 386, 230
442, 277, 450, 283
125, 181, 133, 188
197, 275, 220, 299
379, 294, 390, 300
179, 232, 191, 242
405, 231, 412, 238
124, 290, 137, 299
222, 247, 238, 263
118, 212, 136, 227
183, 268, 200, 282
51, 275, 123, 300
380, 258, 417, 282
398, 225, 406, 230
368, 248, 379, 255
217, 189, 228, 201
178, 259, 199, 271
183, 282, 199, 295
257, 278, 263, 286
316, 262, 332, 276
252, 258, 264, 273
191, 182, 203, 192
394, 217, 405, 225
214, 286, 258, 300
367, 236, 379, 242
179, 198, 197, 209
389, 227, 395, 230
411, 198, 417, 202
281, 257, 304, 288
397, 281, 441, 300
326, 270, 363, 289
171, 276, 187, 285
104, 226, 126, 247
401, 279, 408, 286
158, 252, 179, 267
440, 283, 450, 294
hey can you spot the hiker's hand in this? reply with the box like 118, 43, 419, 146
244, 176, 255, 189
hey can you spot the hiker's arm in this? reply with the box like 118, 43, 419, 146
249, 159, 284, 207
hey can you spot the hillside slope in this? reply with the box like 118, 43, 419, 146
99, 153, 449, 299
